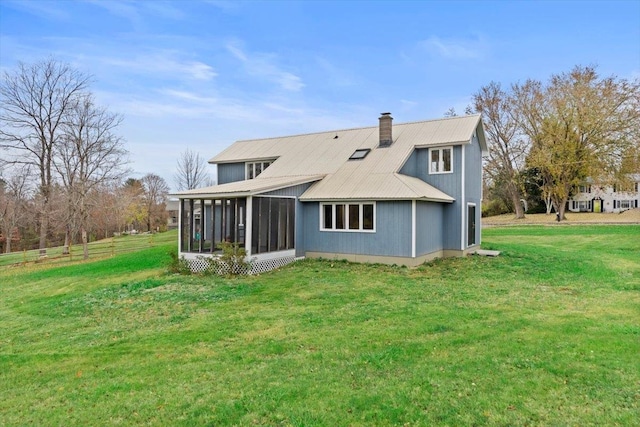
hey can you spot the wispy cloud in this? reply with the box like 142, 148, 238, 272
420, 35, 488, 60
3, 0, 70, 20
225, 40, 305, 91
101, 53, 217, 81
85, 0, 186, 31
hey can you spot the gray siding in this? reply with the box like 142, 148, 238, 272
301, 200, 412, 257
407, 146, 463, 250
415, 201, 444, 255
217, 163, 245, 184
399, 140, 484, 251
464, 135, 483, 246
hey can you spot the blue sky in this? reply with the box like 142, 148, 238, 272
1, 0, 639, 190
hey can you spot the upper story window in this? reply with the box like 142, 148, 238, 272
578, 185, 591, 193
246, 161, 272, 180
320, 202, 375, 232
429, 147, 452, 174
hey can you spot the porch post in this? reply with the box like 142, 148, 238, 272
199, 199, 204, 252
246, 196, 253, 256
188, 199, 194, 252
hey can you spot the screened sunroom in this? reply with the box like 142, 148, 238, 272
172, 175, 323, 273
179, 196, 295, 256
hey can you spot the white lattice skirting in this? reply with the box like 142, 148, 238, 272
184, 253, 298, 275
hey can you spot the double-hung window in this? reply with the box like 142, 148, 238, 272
321, 202, 375, 232
429, 147, 452, 174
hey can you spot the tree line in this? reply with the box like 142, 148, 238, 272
3, 59, 638, 256
0, 58, 171, 257
470, 66, 640, 219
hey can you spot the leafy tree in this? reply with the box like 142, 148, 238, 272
512, 66, 640, 220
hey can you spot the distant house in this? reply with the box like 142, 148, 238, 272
166, 199, 179, 229
568, 176, 640, 213
172, 113, 488, 273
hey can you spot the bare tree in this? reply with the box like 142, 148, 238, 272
472, 82, 529, 218
54, 94, 128, 259
0, 166, 32, 253
174, 148, 214, 190
141, 173, 169, 232
0, 58, 90, 255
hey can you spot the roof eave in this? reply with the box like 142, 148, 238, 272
299, 196, 454, 203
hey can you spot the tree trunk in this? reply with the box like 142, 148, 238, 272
82, 227, 88, 260
545, 195, 554, 215
4, 230, 11, 254
555, 196, 569, 221
508, 182, 526, 219
512, 194, 525, 219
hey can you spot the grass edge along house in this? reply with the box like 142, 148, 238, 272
172, 113, 488, 273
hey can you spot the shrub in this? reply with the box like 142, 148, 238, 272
214, 242, 251, 276
167, 249, 191, 275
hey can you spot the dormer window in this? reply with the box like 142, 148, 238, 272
246, 161, 272, 180
429, 147, 453, 174
349, 149, 371, 160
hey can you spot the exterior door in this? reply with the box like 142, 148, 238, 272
593, 199, 602, 213
467, 204, 476, 246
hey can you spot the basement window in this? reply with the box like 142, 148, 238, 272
349, 149, 371, 160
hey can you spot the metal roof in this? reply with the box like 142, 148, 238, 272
171, 175, 324, 199
189, 114, 486, 201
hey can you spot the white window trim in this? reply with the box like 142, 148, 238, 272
428, 146, 453, 174
319, 202, 376, 233
467, 202, 476, 248
245, 160, 273, 180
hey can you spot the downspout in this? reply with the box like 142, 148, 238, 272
411, 200, 416, 258
460, 145, 466, 251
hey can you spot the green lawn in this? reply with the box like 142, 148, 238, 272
1, 226, 638, 426
0, 230, 177, 267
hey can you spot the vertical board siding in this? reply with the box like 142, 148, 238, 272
302, 200, 412, 257
464, 134, 484, 246
415, 201, 443, 255
414, 146, 463, 250
217, 163, 246, 184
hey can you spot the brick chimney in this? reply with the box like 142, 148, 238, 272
379, 112, 393, 147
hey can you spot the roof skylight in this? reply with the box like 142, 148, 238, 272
349, 148, 371, 160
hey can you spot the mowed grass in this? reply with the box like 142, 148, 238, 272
0, 230, 177, 267
0, 226, 638, 426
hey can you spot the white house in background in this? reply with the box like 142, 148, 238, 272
568, 176, 640, 213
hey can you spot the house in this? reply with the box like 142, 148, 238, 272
165, 199, 179, 229
172, 113, 488, 273
568, 176, 640, 213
